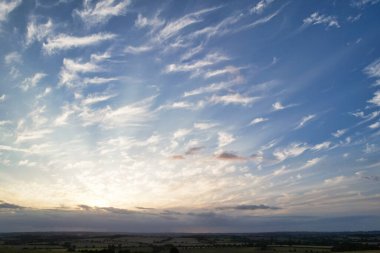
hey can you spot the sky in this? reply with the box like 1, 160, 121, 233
0, 0, 380, 233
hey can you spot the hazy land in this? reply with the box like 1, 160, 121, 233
0, 232, 379, 253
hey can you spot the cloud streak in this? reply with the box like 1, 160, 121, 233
43, 33, 116, 54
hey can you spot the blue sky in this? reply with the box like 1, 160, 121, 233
0, 0, 380, 232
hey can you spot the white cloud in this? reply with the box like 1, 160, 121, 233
364, 59, 380, 86
364, 59, 380, 77
90, 51, 111, 62
351, 0, 380, 7
59, 58, 101, 87
158, 100, 196, 111
21, 72, 47, 91
156, 6, 221, 42
295, 114, 316, 129
79, 96, 155, 128
18, 160, 36, 167
36, 87, 52, 100
302, 157, 322, 169
0, 94, 6, 102
364, 143, 376, 153
74, 0, 130, 27
272, 101, 296, 111
54, 105, 76, 126
43, 33, 116, 54
250, 0, 275, 14
0, 0, 21, 22
218, 132, 235, 148
332, 128, 347, 138
324, 175, 346, 185
238, 9, 282, 31
188, 13, 243, 40
273, 165, 287, 176
16, 129, 53, 143
193, 122, 217, 130
135, 13, 164, 30
183, 77, 243, 97
83, 77, 118, 85
0, 145, 30, 153
250, 117, 268, 126
273, 143, 309, 162
204, 66, 241, 79
312, 141, 331, 151
180, 44, 203, 61
170, 101, 193, 109
124, 45, 152, 54
210, 93, 259, 106
165, 52, 229, 74
369, 122, 380, 129
82, 93, 117, 106
0, 120, 12, 126
25, 17, 54, 46
303, 12, 340, 28
4, 51, 22, 65
173, 128, 191, 139
347, 14, 361, 23
368, 90, 380, 106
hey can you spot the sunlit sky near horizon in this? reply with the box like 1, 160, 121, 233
0, 0, 380, 232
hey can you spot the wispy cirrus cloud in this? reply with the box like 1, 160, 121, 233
272, 101, 295, 111
4, 51, 21, 65
302, 157, 323, 169
250, 0, 276, 14
369, 122, 380, 129
15, 128, 53, 143
183, 77, 243, 97
303, 12, 340, 28
165, 52, 229, 74
368, 90, 380, 106
332, 129, 347, 138
295, 114, 316, 129
364, 58, 380, 86
351, 0, 380, 7
204, 65, 243, 79
156, 6, 222, 42
0, 0, 21, 22
250, 117, 268, 126
312, 141, 331, 151
273, 143, 309, 162
0, 94, 6, 102
74, 0, 130, 27
124, 45, 152, 54
135, 13, 164, 30
238, 8, 282, 32
25, 17, 54, 46
83, 76, 118, 85
43, 33, 116, 54
79, 95, 156, 128
59, 58, 102, 87
210, 93, 259, 106
193, 122, 217, 130
0, 145, 30, 153
81, 92, 118, 106
218, 132, 235, 148
21, 72, 47, 91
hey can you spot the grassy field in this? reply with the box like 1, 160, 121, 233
0, 232, 379, 253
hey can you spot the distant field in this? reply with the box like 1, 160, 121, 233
180, 247, 259, 253
0, 246, 67, 253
